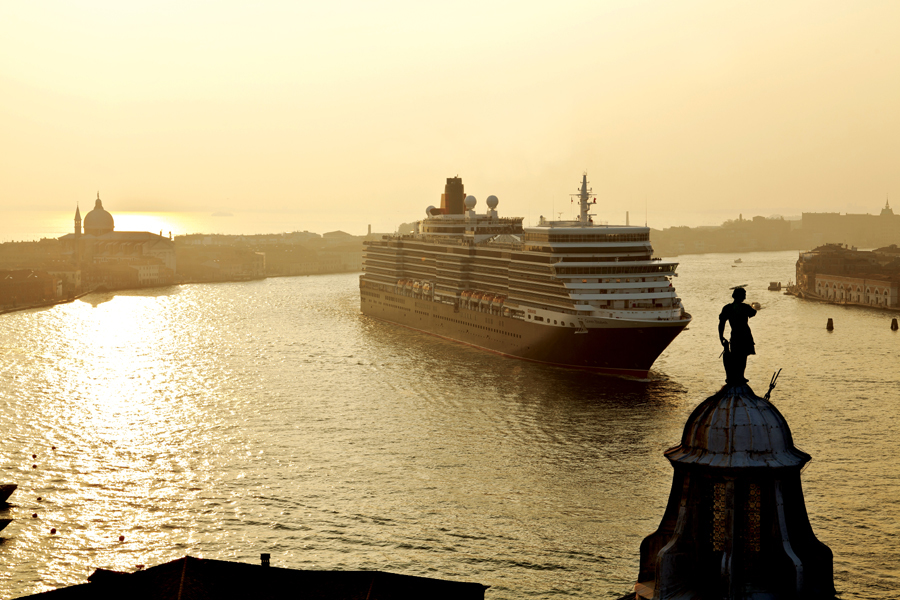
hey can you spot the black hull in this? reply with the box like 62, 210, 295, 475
360, 290, 687, 377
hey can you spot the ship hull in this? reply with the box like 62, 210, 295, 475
360, 289, 687, 377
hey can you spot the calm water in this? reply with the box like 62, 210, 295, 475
1, 251, 897, 599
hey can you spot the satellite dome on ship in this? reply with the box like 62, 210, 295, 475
83, 193, 115, 236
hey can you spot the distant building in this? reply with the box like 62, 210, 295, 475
649, 199, 900, 257
794, 244, 900, 309
323, 230, 355, 242
0, 269, 62, 308
813, 273, 897, 307
59, 194, 175, 290
801, 199, 900, 248
44, 264, 82, 296
176, 245, 266, 282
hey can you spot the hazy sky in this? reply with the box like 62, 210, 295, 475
3, 1, 899, 234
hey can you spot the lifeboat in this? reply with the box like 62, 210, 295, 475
413, 281, 421, 291
405, 280, 414, 289
491, 295, 505, 306
422, 283, 432, 294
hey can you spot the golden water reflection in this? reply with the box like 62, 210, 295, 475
0, 263, 897, 600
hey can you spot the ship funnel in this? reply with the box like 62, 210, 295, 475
441, 177, 465, 215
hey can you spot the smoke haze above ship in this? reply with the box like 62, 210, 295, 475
2, 2, 899, 236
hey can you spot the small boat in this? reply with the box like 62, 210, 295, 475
0, 484, 16, 504
734, 258, 742, 264
768, 282, 782, 291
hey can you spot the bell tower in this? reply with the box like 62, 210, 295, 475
74, 204, 82, 236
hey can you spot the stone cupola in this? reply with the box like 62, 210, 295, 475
633, 382, 836, 600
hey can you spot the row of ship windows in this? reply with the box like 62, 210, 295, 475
364, 264, 674, 279
529, 316, 577, 326
365, 246, 551, 262
509, 293, 576, 314
366, 248, 516, 263
435, 314, 522, 338
363, 264, 552, 279
364, 298, 411, 312
526, 247, 650, 256
360, 290, 381, 299
364, 252, 556, 266
522, 233, 650, 243
509, 288, 571, 301
551, 255, 656, 263
556, 265, 673, 275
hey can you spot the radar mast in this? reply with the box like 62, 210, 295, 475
570, 172, 596, 226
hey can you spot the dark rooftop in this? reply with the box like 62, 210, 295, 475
15, 555, 488, 600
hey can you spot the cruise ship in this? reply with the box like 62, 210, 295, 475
359, 175, 691, 377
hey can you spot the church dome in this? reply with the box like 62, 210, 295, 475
664, 383, 810, 469
83, 194, 114, 236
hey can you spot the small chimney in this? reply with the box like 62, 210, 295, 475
261, 553, 270, 567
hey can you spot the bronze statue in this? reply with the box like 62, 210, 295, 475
718, 286, 756, 383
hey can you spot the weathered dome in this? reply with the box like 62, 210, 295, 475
665, 383, 810, 469
83, 195, 114, 235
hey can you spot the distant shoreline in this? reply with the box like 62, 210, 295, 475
0, 270, 363, 315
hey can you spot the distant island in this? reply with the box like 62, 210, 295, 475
651, 200, 899, 257
0, 197, 396, 313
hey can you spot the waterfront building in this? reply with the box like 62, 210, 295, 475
59, 194, 176, 290
812, 273, 897, 307
794, 244, 900, 309
0, 269, 62, 309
